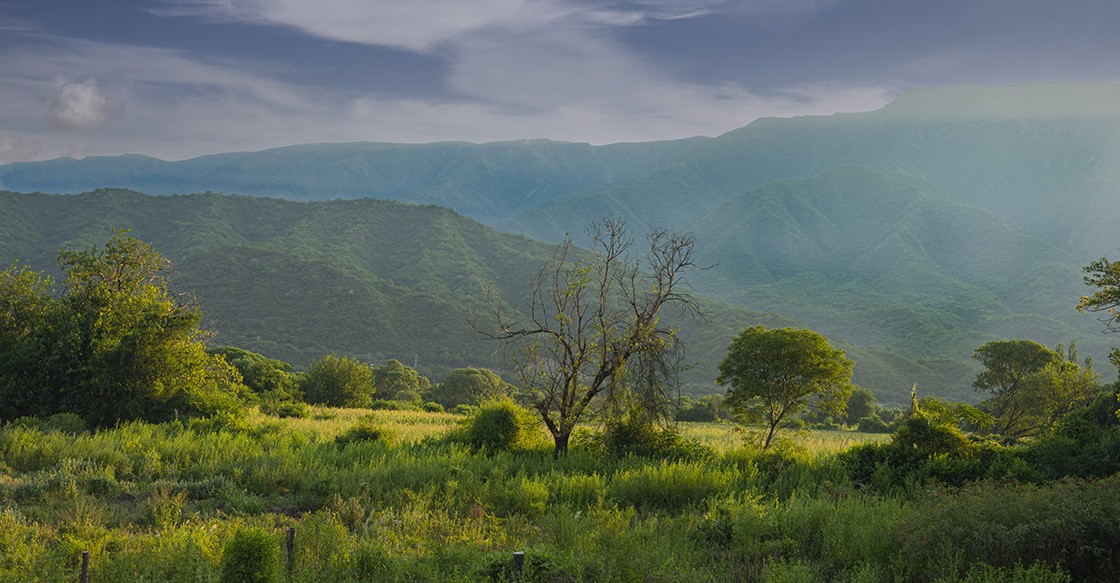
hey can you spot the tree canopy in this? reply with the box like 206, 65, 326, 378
301, 354, 375, 408
0, 231, 243, 426
371, 359, 431, 404
972, 339, 1100, 437
717, 326, 854, 448
430, 367, 515, 408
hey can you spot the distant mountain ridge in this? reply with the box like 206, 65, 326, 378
3, 82, 1118, 400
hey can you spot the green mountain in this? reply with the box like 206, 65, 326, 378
0, 138, 706, 224
687, 166, 1107, 363
3, 83, 1117, 401
0, 190, 810, 394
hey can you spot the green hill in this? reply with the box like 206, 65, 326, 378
686, 166, 1107, 365
0, 191, 788, 391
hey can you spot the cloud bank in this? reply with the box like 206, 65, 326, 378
0, 0, 895, 162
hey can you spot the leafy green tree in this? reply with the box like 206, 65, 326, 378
371, 359, 431, 402
301, 354, 374, 408
211, 346, 301, 402
973, 339, 1099, 437
430, 367, 514, 408
717, 326, 854, 448
844, 386, 876, 425
0, 232, 243, 426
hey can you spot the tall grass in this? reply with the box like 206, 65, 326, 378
0, 409, 1098, 582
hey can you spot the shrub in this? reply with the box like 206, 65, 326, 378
220, 526, 280, 583
334, 417, 395, 446
600, 409, 699, 458
450, 404, 477, 416
897, 475, 1120, 582
608, 461, 732, 511
422, 401, 445, 413
43, 413, 86, 434
301, 354, 374, 408
275, 402, 311, 419
461, 399, 539, 452
369, 399, 421, 412
856, 414, 890, 434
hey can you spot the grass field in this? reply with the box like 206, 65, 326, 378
0, 407, 1103, 582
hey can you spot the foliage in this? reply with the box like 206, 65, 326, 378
369, 398, 421, 412
718, 326, 854, 448
429, 367, 514, 408
0, 232, 243, 427
210, 346, 302, 404
300, 354, 374, 408
844, 386, 876, 425
479, 218, 698, 454
220, 526, 280, 583
459, 399, 541, 452
598, 406, 704, 459
334, 415, 395, 446
973, 340, 1100, 438
1078, 254, 1120, 334
892, 411, 973, 458
675, 394, 730, 422
897, 475, 1120, 582
371, 359, 431, 402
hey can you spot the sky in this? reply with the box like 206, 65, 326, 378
1, 0, 1119, 163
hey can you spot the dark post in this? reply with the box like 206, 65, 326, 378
285, 527, 295, 579
512, 551, 524, 582
80, 551, 90, 583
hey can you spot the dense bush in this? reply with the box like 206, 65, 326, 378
460, 399, 541, 452
300, 354, 374, 408
897, 475, 1120, 582
0, 233, 244, 427
220, 526, 280, 583
598, 409, 708, 459
334, 416, 395, 446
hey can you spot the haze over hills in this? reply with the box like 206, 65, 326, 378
2, 83, 1118, 402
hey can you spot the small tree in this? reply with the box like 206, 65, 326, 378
430, 367, 515, 408
972, 339, 1099, 437
844, 386, 876, 426
371, 359, 431, 402
301, 354, 374, 408
717, 326, 854, 448
477, 219, 698, 455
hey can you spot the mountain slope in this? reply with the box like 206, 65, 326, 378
686, 166, 1104, 366
0, 190, 808, 390
0, 138, 706, 224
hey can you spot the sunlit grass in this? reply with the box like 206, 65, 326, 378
681, 422, 889, 454
246, 406, 464, 443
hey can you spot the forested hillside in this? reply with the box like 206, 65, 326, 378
3, 83, 1118, 399
0, 191, 800, 391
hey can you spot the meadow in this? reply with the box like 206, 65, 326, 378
2, 407, 1110, 583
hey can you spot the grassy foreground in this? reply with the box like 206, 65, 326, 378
0, 409, 1105, 582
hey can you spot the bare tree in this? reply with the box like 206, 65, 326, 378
476, 219, 699, 455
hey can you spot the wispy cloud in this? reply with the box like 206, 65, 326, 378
0, 1, 895, 162
0, 133, 43, 164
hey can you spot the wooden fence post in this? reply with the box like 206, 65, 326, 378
80, 551, 90, 583
285, 527, 295, 579
512, 551, 524, 582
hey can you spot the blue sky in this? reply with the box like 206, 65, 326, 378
1, 0, 1118, 162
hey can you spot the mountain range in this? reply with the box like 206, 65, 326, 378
3, 82, 1119, 404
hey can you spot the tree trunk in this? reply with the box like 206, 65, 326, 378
553, 429, 571, 457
